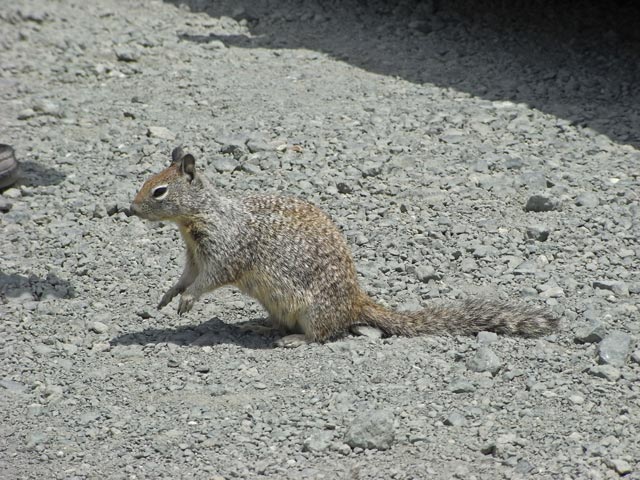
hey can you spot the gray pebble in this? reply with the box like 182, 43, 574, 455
0, 379, 27, 393
212, 157, 240, 173
345, 409, 395, 450
303, 430, 334, 453
0, 197, 13, 213
588, 365, 621, 382
575, 192, 599, 208
245, 138, 271, 153
473, 245, 498, 258
592, 280, 629, 296
146, 126, 176, 140
598, 331, 633, 366
476, 331, 498, 344
33, 98, 62, 117
415, 265, 438, 283
92, 203, 107, 219
520, 171, 548, 189
90, 321, 109, 334
467, 346, 502, 375
33, 344, 54, 356
17, 108, 36, 120
449, 379, 475, 393
524, 195, 561, 212
3, 188, 21, 199
351, 325, 383, 339
606, 458, 632, 475
336, 182, 353, 194
631, 351, 640, 365
574, 320, 607, 344
115, 47, 140, 62
444, 411, 467, 427
540, 286, 564, 298
526, 225, 549, 241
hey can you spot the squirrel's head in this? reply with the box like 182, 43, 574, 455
130, 146, 204, 221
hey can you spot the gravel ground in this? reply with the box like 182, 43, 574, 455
1, 0, 639, 478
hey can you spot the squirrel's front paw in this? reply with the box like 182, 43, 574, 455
157, 289, 177, 310
177, 294, 195, 315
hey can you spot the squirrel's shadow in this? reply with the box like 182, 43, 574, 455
110, 317, 277, 349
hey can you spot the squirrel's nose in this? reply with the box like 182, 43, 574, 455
129, 202, 140, 217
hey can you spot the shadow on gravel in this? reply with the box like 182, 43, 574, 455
0, 272, 75, 300
110, 317, 276, 349
167, 0, 640, 148
18, 160, 66, 187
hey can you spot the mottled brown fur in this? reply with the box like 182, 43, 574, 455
130, 147, 558, 345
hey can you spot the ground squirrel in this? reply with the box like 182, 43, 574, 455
130, 147, 558, 347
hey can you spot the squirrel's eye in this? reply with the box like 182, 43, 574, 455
152, 186, 168, 199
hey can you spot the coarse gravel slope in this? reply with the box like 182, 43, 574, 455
1, 0, 639, 479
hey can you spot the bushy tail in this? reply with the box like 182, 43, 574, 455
357, 296, 558, 337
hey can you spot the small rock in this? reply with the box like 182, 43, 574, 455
25, 432, 48, 450
606, 458, 632, 475
540, 286, 564, 299
3, 188, 21, 199
33, 99, 62, 117
78, 411, 100, 425
92, 204, 107, 219
0, 379, 27, 393
520, 171, 547, 189
167, 358, 179, 368
90, 321, 109, 334
360, 161, 382, 178
0, 197, 13, 213
415, 265, 439, 283
444, 412, 466, 427
146, 126, 176, 140
245, 138, 271, 153
574, 320, 606, 344
351, 325, 383, 339
336, 182, 353, 194
91, 342, 111, 352
524, 195, 561, 212
514, 460, 535, 474
598, 331, 633, 366
106, 204, 119, 216
449, 379, 475, 393
472, 245, 498, 258
575, 192, 599, 208
20, 10, 48, 23
216, 134, 248, 156
631, 351, 640, 365
476, 331, 498, 344
513, 260, 537, 275
568, 394, 584, 405
526, 225, 549, 241
112, 346, 143, 359
588, 365, 621, 381
592, 280, 629, 296
33, 344, 54, 355
467, 346, 502, 375
345, 409, 395, 450
17, 108, 36, 120
115, 47, 140, 62
211, 157, 239, 173
303, 430, 334, 453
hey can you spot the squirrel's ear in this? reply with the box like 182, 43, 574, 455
171, 146, 185, 164
181, 153, 196, 181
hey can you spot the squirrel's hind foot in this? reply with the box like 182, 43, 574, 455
274, 334, 310, 348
